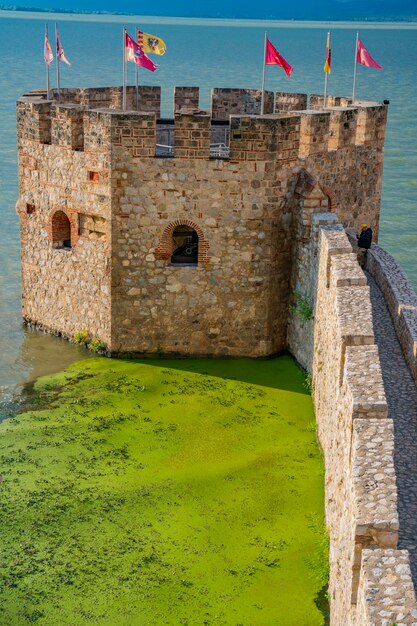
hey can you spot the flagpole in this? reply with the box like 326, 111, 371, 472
352, 32, 359, 102
324, 31, 329, 108
135, 27, 139, 111
122, 27, 127, 111
260, 31, 267, 115
55, 23, 61, 103
45, 24, 51, 100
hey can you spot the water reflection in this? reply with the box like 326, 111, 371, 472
0, 326, 91, 420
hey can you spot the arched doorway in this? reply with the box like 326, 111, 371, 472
171, 225, 199, 265
51, 211, 72, 249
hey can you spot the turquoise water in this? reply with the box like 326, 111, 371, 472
0, 12, 416, 395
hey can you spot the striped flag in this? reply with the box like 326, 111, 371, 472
324, 32, 331, 74
56, 25, 71, 66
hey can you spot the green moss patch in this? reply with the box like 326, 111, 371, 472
0, 355, 327, 625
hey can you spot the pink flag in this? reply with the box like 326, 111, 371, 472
125, 31, 157, 72
265, 38, 293, 77
357, 39, 382, 70
56, 26, 71, 66
44, 31, 54, 65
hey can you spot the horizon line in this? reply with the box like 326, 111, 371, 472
1, 8, 417, 29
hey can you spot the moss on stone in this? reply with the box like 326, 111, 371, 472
0, 355, 327, 625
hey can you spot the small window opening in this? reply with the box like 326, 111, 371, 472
171, 225, 198, 266
26, 203, 36, 215
88, 170, 100, 183
52, 210, 72, 250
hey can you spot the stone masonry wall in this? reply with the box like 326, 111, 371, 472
174, 87, 201, 114
305, 226, 417, 625
17, 98, 112, 345
109, 111, 292, 356
275, 91, 308, 112
210, 88, 274, 120
50, 86, 161, 115
356, 550, 417, 625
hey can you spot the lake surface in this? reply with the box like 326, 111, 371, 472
0, 12, 416, 407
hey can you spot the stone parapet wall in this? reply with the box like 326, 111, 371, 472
174, 87, 200, 114
210, 88, 274, 120
275, 91, 307, 112
17, 92, 387, 169
310, 226, 417, 625
49, 85, 161, 115
348, 234, 417, 388
355, 550, 417, 625
310, 94, 353, 109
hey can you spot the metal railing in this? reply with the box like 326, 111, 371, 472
155, 123, 230, 158
209, 143, 229, 158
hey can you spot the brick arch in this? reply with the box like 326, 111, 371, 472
48, 208, 79, 248
155, 219, 210, 263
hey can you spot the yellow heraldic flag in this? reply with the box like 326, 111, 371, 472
137, 31, 167, 55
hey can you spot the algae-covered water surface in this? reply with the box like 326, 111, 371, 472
0, 355, 327, 626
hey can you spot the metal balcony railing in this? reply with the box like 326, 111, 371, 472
155, 122, 230, 158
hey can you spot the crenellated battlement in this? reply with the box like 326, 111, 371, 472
17, 87, 387, 162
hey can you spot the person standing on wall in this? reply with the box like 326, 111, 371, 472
356, 223, 373, 267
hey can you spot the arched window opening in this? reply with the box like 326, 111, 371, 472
52, 211, 72, 250
171, 225, 198, 265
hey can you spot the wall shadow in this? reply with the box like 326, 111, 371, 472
117, 352, 310, 395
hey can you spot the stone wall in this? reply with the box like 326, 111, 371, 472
109, 111, 292, 356
16, 98, 112, 345
174, 87, 200, 114
289, 223, 417, 625
310, 94, 353, 109
355, 550, 417, 625
50, 86, 161, 115
275, 91, 307, 112
210, 88, 274, 120
312, 227, 395, 624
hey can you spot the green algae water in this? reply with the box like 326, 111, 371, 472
0, 355, 326, 626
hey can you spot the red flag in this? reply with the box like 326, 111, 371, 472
265, 38, 293, 77
356, 39, 382, 70
125, 31, 157, 72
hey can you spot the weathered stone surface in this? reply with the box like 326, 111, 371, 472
356, 550, 417, 626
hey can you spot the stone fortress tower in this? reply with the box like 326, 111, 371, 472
17, 86, 417, 624
16, 86, 387, 356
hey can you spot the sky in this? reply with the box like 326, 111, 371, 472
2, 0, 417, 19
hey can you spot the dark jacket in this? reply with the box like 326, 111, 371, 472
358, 227, 373, 250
